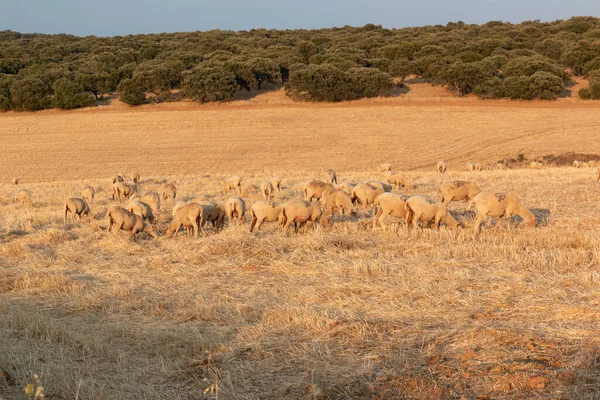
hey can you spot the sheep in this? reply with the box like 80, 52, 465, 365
126, 200, 155, 223
385, 174, 411, 189
112, 174, 124, 184
124, 178, 138, 189
165, 202, 202, 239
372, 193, 410, 228
64, 197, 92, 223
249, 201, 282, 232
112, 181, 137, 202
81, 185, 95, 205
224, 176, 242, 194
437, 161, 447, 174
351, 183, 384, 210
379, 163, 392, 173
193, 194, 210, 203
438, 181, 481, 205
495, 163, 507, 170
12, 177, 19, 185
197, 200, 226, 232
141, 191, 161, 213
260, 180, 275, 201
224, 196, 246, 224
597, 167, 600, 182
588, 160, 599, 168
475, 163, 482, 171
466, 162, 475, 172
471, 192, 536, 233
304, 180, 334, 201
573, 160, 583, 168
172, 200, 187, 217
129, 172, 140, 184
336, 179, 358, 196
107, 206, 159, 241
270, 177, 282, 192
365, 180, 392, 192
325, 169, 338, 185
321, 188, 357, 216
404, 196, 460, 229
530, 161, 543, 169
278, 200, 323, 233
15, 189, 33, 206
161, 183, 177, 202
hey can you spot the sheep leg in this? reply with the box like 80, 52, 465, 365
192, 221, 199, 239
473, 215, 485, 234
250, 215, 258, 232
506, 213, 512, 231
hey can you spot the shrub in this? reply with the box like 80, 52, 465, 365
503, 76, 533, 99
389, 59, 414, 83
52, 78, 95, 109
182, 66, 236, 103
10, 78, 51, 111
444, 61, 498, 96
347, 68, 394, 97
528, 71, 565, 100
285, 64, 355, 102
503, 56, 568, 83
118, 78, 147, 106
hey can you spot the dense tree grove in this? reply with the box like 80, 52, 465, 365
1, 17, 600, 110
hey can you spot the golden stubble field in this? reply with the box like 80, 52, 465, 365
1, 90, 600, 399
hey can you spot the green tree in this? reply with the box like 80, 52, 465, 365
297, 41, 317, 64
444, 61, 498, 96
347, 67, 394, 97
528, 71, 565, 100
10, 78, 51, 111
117, 78, 147, 106
52, 78, 95, 109
182, 66, 236, 102
247, 57, 280, 89
133, 60, 184, 96
74, 61, 112, 100
388, 59, 414, 83
285, 64, 355, 102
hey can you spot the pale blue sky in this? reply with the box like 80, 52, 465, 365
1, 0, 599, 36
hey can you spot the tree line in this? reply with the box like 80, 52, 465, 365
1, 16, 600, 111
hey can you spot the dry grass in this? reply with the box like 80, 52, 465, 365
1, 87, 600, 399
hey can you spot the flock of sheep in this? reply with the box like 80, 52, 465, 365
9, 159, 549, 241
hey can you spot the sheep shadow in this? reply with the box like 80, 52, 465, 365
531, 208, 551, 227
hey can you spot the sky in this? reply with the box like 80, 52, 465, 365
1, 0, 600, 37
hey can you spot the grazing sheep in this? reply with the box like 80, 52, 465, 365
439, 181, 481, 205
372, 193, 410, 228
107, 206, 159, 241
249, 201, 282, 232
530, 161, 543, 169
379, 163, 392, 173
161, 183, 177, 202
588, 160, 599, 168
15, 189, 33, 206
365, 180, 392, 192
321, 188, 357, 216
112, 174, 124, 184
471, 192, 536, 233
165, 202, 202, 238
193, 194, 210, 203
172, 200, 187, 217
304, 180, 334, 201
112, 181, 137, 202
475, 163, 482, 171
124, 178, 138, 189
141, 191, 161, 213
12, 177, 19, 185
197, 200, 226, 232
336, 179, 358, 196
573, 160, 583, 168
279, 200, 323, 233
437, 161, 447, 174
224, 176, 242, 194
81, 185, 95, 205
495, 163, 507, 170
466, 162, 475, 172
270, 177, 282, 192
64, 197, 92, 223
126, 200, 155, 223
260, 180, 275, 201
385, 174, 411, 189
325, 169, 338, 185
404, 196, 460, 229
351, 183, 384, 210
129, 172, 140, 184
224, 196, 246, 224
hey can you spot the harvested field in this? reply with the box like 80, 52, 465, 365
1, 89, 600, 399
